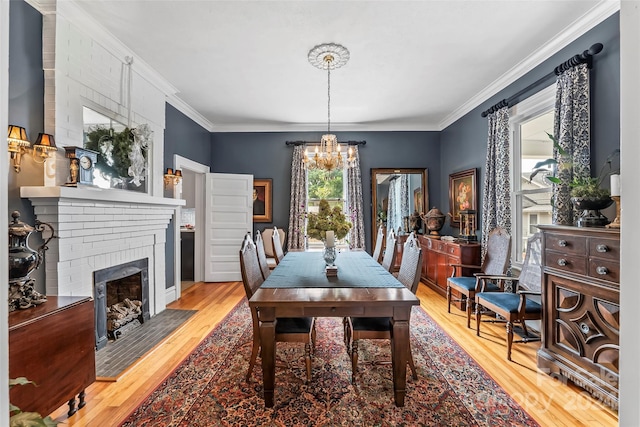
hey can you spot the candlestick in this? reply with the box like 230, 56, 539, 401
325, 230, 335, 248
610, 174, 620, 197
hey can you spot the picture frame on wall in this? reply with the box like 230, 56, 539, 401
253, 178, 272, 223
449, 168, 477, 227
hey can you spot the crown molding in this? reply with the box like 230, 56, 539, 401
166, 95, 216, 132
208, 121, 440, 133
438, 0, 620, 130
52, 1, 179, 97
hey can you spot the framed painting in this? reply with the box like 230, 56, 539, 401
253, 179, 272, 223
449, 168, 477, 227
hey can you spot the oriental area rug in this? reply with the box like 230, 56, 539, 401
121, 301, 539, 427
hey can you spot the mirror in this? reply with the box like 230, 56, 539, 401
82, 106, 148, 193
371, 168, 428, 249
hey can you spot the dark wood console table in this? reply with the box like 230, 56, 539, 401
537, 225, 619, 410
9, 296, 96, 417
417, 235, 480, 310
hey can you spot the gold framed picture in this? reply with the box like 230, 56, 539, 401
253, 178, 272, 223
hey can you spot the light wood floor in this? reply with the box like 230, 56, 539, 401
51, 281, 618, 427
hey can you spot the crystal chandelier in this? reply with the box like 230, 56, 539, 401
304, 43, 354, 171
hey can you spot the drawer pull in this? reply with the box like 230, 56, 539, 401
580, 323, 590, 334
558, 240, 568, 247
596, 244, 609, 253
596, 266, 609, 275
331, 307, 336, 313
557, 259, 568, 266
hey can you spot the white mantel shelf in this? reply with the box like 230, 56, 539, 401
20, 186, 186, 207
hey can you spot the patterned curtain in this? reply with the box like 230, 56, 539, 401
399, 174, 410, 231
481, 106, 511, 260
553, 63, 591, 225
387, 178, 399, 234
346, 146, 365, 249
287, 145, 307, 250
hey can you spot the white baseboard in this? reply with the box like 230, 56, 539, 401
165, 286, 178, 304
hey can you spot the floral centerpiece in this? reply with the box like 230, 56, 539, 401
306, 199, 352, 242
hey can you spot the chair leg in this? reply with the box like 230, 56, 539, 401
506, 321, 514, 361
246, 339, 260, 382
304, 343, 312, 382
446, 284, 452, 313
466, 294, 473, 329
476, 302, 482, 336
351, 339, 359, 384
521, 320, 530, 337
408, 344, 418, 380
311, 324, 317, 355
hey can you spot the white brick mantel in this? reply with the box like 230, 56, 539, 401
21, 186, 185, 316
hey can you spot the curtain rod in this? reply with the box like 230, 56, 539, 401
480, 43, 604, 118
285, 140, 366, 146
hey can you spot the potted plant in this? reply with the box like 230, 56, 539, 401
306, 200, 352, 264
10, 378, 59, 427
529, 132, 619, 226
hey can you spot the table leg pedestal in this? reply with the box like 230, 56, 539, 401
391, 312, 411, 407
258, 307, 276, 408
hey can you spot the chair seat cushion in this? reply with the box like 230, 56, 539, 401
448, 276, 500, 292
276, 317, 314, 334
477, 292, 542, 314
350, 317, 391, 332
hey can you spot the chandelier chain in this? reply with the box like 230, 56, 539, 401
327, 62, 331, 134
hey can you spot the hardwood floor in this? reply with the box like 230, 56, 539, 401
50, 281, 618, 426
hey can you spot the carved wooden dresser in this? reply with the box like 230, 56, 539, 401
537, 225, 619, 409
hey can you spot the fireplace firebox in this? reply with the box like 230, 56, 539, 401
94, 258, 150, 350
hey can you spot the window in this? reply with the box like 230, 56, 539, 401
510, 85, 555, 264
306, 163, 348, 249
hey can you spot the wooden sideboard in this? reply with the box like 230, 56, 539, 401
9, 296, 96, 417
416, 235, 481, 310
537, 225, 619, 410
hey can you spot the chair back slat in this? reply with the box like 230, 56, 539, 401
380, 229, 397, 272
481, 227, 511, 275
372, 225, 384, 263
396, 234, 423, 294
517, 233, 542, 293
239, 233, 264, 299
255, 230, 271, 280
272, 227, 285, 263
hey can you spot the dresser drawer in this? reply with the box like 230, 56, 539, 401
545, 250, 587, 275
545, 233, 587, 255
588, 258, 620, 284
446, 244, 461, 257
588, 238, 619, 262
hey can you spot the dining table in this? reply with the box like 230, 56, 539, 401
248, 250, 420, 407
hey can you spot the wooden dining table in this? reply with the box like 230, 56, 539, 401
248, 250, 420, 407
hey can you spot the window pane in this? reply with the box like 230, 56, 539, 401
306, 166, 347, 249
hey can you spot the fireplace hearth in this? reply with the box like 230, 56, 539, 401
94, 258, 150, 350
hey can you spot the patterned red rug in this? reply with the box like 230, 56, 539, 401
121, 300, 539, 426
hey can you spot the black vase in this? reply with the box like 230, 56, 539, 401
571, 197, 614, 227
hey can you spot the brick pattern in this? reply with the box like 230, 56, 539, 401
28, 196, 176, 317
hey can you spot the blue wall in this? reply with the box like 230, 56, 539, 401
164, 104, 213, 289
211, 131, 440, 250
439, 13, 620, 237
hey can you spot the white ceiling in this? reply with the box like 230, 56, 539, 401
70, 0, 617, 133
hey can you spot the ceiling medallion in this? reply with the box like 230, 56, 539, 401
304, 43, 354, 171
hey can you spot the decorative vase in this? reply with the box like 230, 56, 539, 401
323, 244, 337, 266
423, 207, 446, 239
571, 196, 614, 227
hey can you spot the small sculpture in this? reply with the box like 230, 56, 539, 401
422, 207, 446, 239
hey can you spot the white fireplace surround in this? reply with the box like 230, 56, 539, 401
21, 186, 184, 317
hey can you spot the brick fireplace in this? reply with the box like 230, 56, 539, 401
21, 186, 184, 318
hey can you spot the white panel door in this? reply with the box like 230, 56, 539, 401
204, 173, 253, 282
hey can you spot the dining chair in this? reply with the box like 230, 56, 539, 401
380, 228, 397, 273
239, 234, 316, 382
372, 225, 385, 263
475, 233, 542, 361
345, 236, 422, 384
261, 227, 286, 269
254, 230, 270, 280
271, 227, 286, 265
447, 227, 511, 328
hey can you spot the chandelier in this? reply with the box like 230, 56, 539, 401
304, 43, 355, 171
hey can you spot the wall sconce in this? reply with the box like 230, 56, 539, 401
7, 125, 31, 173
164, 168, 182, 189
32, 133, 58, 163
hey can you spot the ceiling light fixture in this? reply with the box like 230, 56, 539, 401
304, 43, 351, 171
